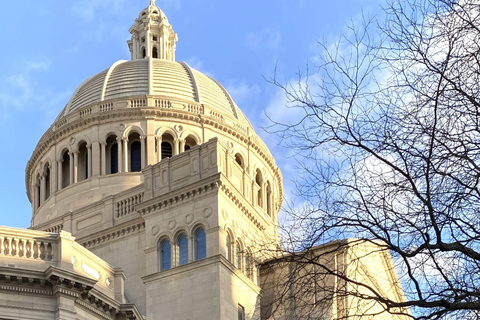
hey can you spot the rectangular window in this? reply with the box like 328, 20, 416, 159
238, 304, 245, 320
153, 36, 158, 41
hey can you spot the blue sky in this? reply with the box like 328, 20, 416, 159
0, 0, 383, 228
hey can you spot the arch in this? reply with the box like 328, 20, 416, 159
158, 237, 172, 271
123, 125, 145, 139
225, 229, 234, 263
183, 134, 199, 151
160, 132, 175, 159
127, 131, 143, 172
234, 153, 245, 168
152, 46, 158, 58
61, 149, 70, 189
142, 47, 146, 59
194, 227, 206, 261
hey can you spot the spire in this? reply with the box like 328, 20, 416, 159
127, 2, 178, 61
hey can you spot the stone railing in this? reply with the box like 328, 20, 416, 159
99, 102, 114, 112
155, 99, 172, 108
0, 227, 57, 261
0, 226, 124, 300
79, 107, 92, 117
115, 192, 144, 218
184, 103, 204, 114
44, 223, 64, 233
130, 99, 146, 108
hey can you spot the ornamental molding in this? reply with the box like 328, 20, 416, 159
80, 221, 145, 249
138, 179, 220, 216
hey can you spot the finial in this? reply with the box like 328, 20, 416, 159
150, 0, 156, 6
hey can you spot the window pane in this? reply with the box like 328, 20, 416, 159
178, 234, 188, 266
161, 142, 172, 159
131, 141, 141, 172
195, 229, 206, 260
161, 240, 171, 270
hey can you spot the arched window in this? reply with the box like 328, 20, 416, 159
106, 135, 118, 174
160, 240, 171, 271
226, 232, 233, 263
184, 135, 198, 152
235, 241, 243, 271
161, 142, 172, 159
61, 151, 70, 189
195, 228, 206, 260
130, 141, 141, 172
235, 153, 244, 168
44, 166, 50, 200
152, 47, 158, 58
245, 250, 253, 280
178, 234, 188, 266
142, 47, 146, 58
255, 169, 263, 208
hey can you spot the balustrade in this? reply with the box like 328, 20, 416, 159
0, 235, 54, 261
115, 192, 144, 218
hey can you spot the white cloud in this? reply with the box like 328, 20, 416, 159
245, 29, 281, 50
0, 58, 52, 109
184, 56, 214, 78
226, 81, 261, 105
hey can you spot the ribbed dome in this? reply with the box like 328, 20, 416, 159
57, 59, 251, 128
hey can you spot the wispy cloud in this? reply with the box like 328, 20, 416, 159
226, 81, 261, 105
245, 29, 281, 50
72, 0, 126, 22
184, 56, 215, 78
0, 58, 52, 109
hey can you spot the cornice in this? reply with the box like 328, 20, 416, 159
79, 219, 145, 250
137, 173, 221, 216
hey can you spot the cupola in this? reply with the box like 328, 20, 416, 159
127, 0, 178, 61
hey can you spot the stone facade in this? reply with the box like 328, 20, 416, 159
0, 1, 408, 319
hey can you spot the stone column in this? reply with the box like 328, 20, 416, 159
57, 160, 63, 190
117, 138, 123, 173
40, 175, 46, 203
73, 151, 79, 184
123, 138, 129, 172
92, 141, 101, 176
146, 134, 156, 165
100, 142, 106, 175
69, 152, 74, 185
51, 162, 57, 193
140, 135, 146, 169
173, 138, 179, 156
179, 139, 185, 153
87, 144, 93, 178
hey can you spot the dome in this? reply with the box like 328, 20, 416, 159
56, 59, 252, 130
26, 2, 282, 230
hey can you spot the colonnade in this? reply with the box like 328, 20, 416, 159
33, 133, 198, 211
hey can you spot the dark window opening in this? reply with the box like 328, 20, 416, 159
142, 48, 146, 58
131, 141, 142, 172
161, 142, 172, 159
152, 47, 158, 58
110, 143, 118, 174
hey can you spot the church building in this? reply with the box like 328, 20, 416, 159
0, 2, 408, 319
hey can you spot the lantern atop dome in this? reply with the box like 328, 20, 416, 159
127, 1, 178, 61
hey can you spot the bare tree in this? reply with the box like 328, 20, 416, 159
265, 0, 480, 319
